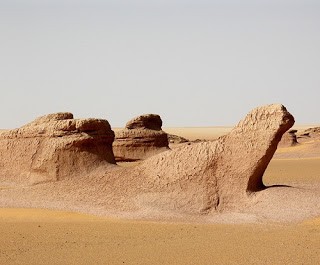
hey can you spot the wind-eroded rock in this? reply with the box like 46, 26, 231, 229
298, 127, 320, 140
132, 104, 295, 213
0, 113, 115, 185
113, 114, 169, 161
167, 134, 189, 144
0, 104, 296, 219
279, 129, 298, 147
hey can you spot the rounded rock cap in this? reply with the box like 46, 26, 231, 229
125, 114, 163, 131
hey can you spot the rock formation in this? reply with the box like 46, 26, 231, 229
0, 104, 297, 220
0, 112, 115, 185
113, 114, 169, 161
278, 129, 298, 147
133, 104, 295, 213
167, 134, 189, 144
298, 127, 320, 140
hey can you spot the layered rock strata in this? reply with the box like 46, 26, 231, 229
0, 113, 115, 185
298, 127, 320, 140
167, 134, 189, 144
113, 114, 169, 161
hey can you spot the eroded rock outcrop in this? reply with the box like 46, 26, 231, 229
113, 114, 169, 161
0, 104, 297, 220
167, 134, 189, 144
298, 127, 320, 140
0, 112, 115, 185
133, 104, 295, 213
279, 129, 298, 147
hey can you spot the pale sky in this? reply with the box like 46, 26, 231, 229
1, 0, 319, 128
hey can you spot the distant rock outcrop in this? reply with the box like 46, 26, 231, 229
167, 134, 189, 144
0, 113, 115, 185
113, 114, 169, 161
298, 127, 320, 140
278, 129, 298, 147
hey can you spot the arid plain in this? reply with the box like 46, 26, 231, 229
0, 109, 320, 264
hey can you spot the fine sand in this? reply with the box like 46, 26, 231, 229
164, 127, 233, 141
1, 126, 320, 264
0, 208, 319, 265
164, 124, 320, 141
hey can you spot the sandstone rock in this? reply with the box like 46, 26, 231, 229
278, 129, 298, 147
167, 134, 189, 144
113, 114, 169, 161
298, 127, 320, 139
134, 104, 294, 214
125, 114, 162, 130
0, 104, 298, 221
0, 113, 115, 185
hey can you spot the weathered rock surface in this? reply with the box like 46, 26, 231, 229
167, 134, 189, 144
0, 112, 115, 185
133, 104, 295, 213
125, 114, 163, 130
0, 104, 301, 222
278, 129, 298, 147
298, 127, 320, 140
113, 114, 169, 161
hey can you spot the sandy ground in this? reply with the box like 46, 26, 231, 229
163, 124, 320, 141
1, 126, 320, 264
0, 208, 319, 265
164, 127, 232, 141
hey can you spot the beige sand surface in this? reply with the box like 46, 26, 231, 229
164, 124, 320, 141
264, 157, 320, 185
0, 208, 319, 265
290, 124, 320, 131
163, 127, 233, 141
1, 126, 320, 264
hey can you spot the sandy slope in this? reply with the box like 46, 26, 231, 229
1, 126, 320, 264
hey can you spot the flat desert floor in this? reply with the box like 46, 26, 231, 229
1, 126, 320, 265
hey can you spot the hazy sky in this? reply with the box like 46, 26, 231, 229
1, 0, 319, 128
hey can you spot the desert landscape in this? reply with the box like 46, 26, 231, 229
0, 104, 319, 264
1, 0, 319, 263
